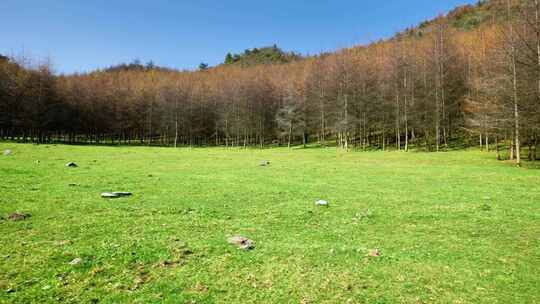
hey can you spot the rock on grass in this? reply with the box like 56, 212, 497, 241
367, 249, 382, 257
227, 236, 255, 250
8, 212, 31, 221
101, 192, 132, 198
113, 192, 132, 197
315, 200, 329, 206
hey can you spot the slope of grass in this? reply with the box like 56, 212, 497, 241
0, 143, 539, 303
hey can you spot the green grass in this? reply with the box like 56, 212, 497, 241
1, 143, 539, 303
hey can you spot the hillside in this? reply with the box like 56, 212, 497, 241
396, 0, 516, 39
223, 1, 504, 67
221, 2, 500, 68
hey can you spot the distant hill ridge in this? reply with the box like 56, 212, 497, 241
223, 44, 302, 67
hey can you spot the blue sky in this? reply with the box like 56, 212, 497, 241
1, 0, 477, 74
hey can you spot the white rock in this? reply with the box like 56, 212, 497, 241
315, 200, 329, 206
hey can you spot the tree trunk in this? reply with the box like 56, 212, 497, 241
319, 85, 326, 147
510, 135, 515, 160
496, 135, 501, 160
508, 0, 520, 166
480, 132, 483, 151
533, 135, 538, 161
396, 94, 400, 150
288, 122, 293, 149
174, 116, 179, 148
404, 71, 409, 152
536, 0, 540, 101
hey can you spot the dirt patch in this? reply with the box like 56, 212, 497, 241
194, 282, 208, 293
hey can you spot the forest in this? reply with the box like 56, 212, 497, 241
0, 0, 539, 165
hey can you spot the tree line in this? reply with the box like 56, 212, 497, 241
0, 0, 538, 165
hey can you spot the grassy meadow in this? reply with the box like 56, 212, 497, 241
0, 143, 539, 303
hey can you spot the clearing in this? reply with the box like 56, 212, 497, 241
0, 143, 539, 303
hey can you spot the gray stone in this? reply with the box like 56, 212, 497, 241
3, 149, 12, 156
315, 200, 329, 206
227, 236, 255, 250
